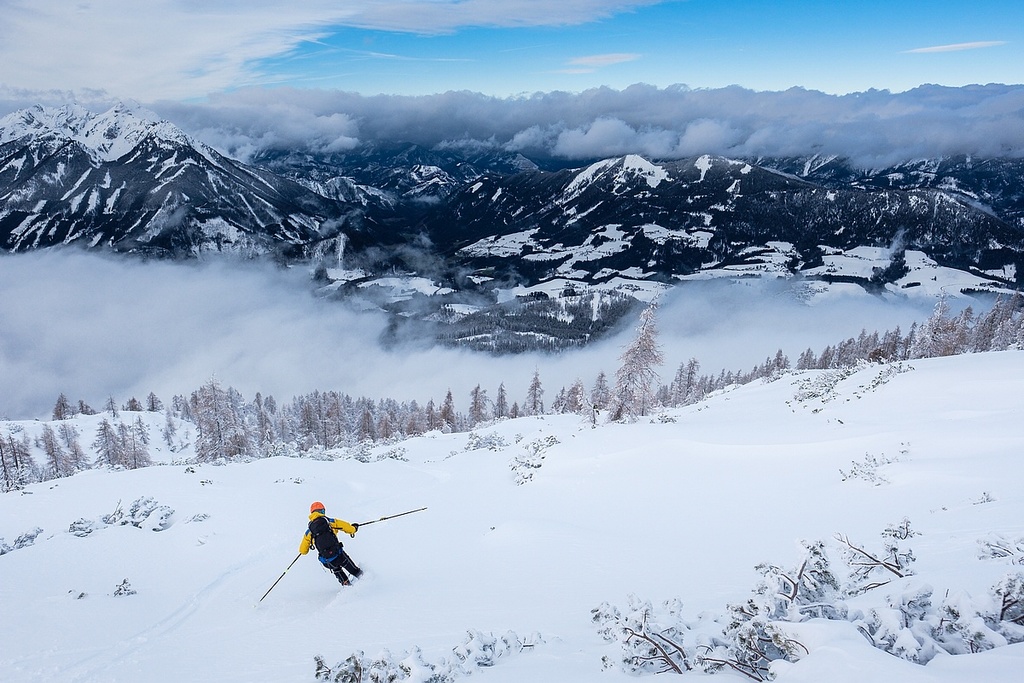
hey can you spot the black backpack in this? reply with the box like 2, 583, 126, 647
309, 515, 341, 558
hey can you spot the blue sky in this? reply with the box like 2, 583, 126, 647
1, 1, 1023, 167
258, 0, 1023, 97
0, 0, 1021, 102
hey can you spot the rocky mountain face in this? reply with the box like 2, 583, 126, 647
0, 104, 377, 258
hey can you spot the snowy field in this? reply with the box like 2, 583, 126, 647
2, 351, 1023, 682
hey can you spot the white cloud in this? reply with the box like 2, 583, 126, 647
568, 53, 642, 67
146, 83, 1024, 168
904, 41, 1008, 54
0, 1, 662, 101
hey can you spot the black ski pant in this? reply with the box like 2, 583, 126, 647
321, 550, 362, 583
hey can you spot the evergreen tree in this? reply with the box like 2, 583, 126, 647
357, 406, 377, 442
425, 399, 441, 432
439, 390, 457, 432
57, 423, 88, 472
670, 358, 700, 406
37, 424, 70, 480
590, 370, 611, 410
146, 392, 164, 412
123, 396, 144, 412
563, 379, 589, 414
190, 378, 250, 461
92, 418, 124, 469
468, 385, 489, 426
494, 383, 509, 420
162, 408, 178, 449
52, 393, 74, 421
119, 417, 152, 469
1, 434, 36, 491
525, 369, 545, 416
610, 300, 664, 421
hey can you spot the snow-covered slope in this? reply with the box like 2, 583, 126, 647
2, 352, 1023, 682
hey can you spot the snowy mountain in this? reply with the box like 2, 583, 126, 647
2, 351, 1023, 682
3, 104, 1024, 352
421, 153, 1022, 289
0, 104, 373, 257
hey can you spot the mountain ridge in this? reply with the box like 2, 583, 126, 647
2, 104, 1023, 351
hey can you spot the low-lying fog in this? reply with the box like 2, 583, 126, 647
0, 252, 940, 420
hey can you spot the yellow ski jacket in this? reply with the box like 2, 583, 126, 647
299, 511, 357, 555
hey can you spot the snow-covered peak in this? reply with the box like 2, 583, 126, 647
0, 102, 201, 163
621, 154, 669, 188
563, 155, 670, 200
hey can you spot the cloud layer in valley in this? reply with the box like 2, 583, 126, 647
143, 84, 1024, 169
0, 252, 935, 421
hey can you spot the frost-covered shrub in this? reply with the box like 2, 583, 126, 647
113, 578, 136, 596
836, 519, 916, 595
464, 432, 509, 452
0, 527, 44, 554
793, 367, 854, 403
69, 518, 100, 537
596, 526, 1024, 678
592, 596, 695, 675
314, 630, 540, 682
979, 534, 1024, 565
839, 452, 899, 485
103, 496, 174, 531
511, 435, 560, 484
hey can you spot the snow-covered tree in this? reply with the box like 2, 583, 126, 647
494, 383, 509, 420
92, 418, 125, 469
1, 433, 37, 491
120, 417, 152, 469
439, 390, 457, 432
468, 385, 490, 426
57, 423, 88, 472
591, 370, 611, 410
190, 378, 250, 461
670, 358, 700, 406
37, 424, 70, 480
524, 369, 545, 416
52, 393, 74, 421
145, 392, 164, 412
609, 301, 664, 422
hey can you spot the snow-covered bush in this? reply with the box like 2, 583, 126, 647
836, 518, 917, 595
103, 496, 175, 531
510, 435, 559, 485
464, 432, 509, 452
113, 578, 136, 597
314, 629, 540, 682
978, 534, 1024, 564
839, 452, 899, 485
596, 525, 1024, 678
592, 596, 696, 674
0, 527, 43, 554
793, 367, 854, 403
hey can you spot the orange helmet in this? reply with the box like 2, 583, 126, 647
310, 501, 325, 514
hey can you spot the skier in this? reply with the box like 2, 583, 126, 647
300, 501, 364, 585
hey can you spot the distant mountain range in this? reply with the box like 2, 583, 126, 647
2, 103, 1022, 350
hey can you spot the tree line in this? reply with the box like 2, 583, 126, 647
4, 292, 1023, 491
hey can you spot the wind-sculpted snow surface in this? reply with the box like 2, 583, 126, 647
1, 352, 1024, 682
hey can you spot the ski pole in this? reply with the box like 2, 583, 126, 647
356, 507, 427, 528
259, 553, 301, 603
